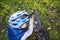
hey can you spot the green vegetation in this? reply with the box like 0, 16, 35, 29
0, 0, 60, 40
